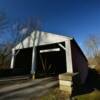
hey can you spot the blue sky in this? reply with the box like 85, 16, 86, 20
0, 0, 100, 51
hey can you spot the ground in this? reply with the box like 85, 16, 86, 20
0, 68, 100, 100
0, 80, 100, 100
74, 90, 100, 100
38, 88, 100, 100
39, 88, 69, 100
0, 77, 59, 100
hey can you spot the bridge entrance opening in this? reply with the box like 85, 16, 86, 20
35, 42, 66, 78
13, 47, 33, 75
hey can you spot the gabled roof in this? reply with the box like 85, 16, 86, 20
13, 31, 73, 50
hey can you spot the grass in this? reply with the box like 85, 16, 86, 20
35, 88, 70, 100
37, 88, 100, 100
41, 89, 68, 100
74, 90, 100, 100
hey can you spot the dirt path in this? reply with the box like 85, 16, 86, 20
0, 77, 59, 100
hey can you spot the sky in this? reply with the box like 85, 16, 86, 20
0, 0, 100, 51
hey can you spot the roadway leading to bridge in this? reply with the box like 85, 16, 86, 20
0, 77, 59, 100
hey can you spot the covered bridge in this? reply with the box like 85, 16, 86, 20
10, 31, 88, 93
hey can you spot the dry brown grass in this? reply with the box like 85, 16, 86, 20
30, 88, 70, 100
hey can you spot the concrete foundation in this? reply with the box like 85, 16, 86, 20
59, 73, 73, 94
59, 72, 79, 95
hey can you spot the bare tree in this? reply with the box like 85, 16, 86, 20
0, 12, 8, 33
84, 34, 100, 71
0, 17, 42, 69
0, 43, 12, 69
0, 12, 10, 69
85, 34, 100, 58
10, 17, 41, 46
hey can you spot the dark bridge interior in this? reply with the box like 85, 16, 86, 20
0, 42, 67, 78
0, 47, 33, 78
35, 42, 66, 78
13, 47, 33, 75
